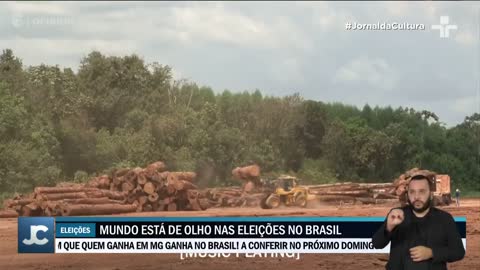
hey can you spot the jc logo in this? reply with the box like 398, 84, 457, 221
23, 225, 49, 245
18, 217, 54, 253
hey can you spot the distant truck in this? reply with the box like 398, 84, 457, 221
432, 174, 452, 206
400, 174, 452, 206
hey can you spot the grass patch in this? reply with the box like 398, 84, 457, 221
461, 190, 480, 198
0, 191, 17, 208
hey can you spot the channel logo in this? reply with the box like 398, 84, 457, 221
18, 217, 55, 253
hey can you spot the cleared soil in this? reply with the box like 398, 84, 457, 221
0, 199, 478, 270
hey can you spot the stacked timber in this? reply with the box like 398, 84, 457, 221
304, 168, 437, 205
392, 168, 436, 204
306, 182, 398, 205
1, 161, 205, 217
106, 164, 203, 212
231, 164, 261, 193
0, 209, 19, 218
200, 187, 265, 208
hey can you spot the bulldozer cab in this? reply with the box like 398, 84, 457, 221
275, 175, 298, 193
260, 175, 308, 209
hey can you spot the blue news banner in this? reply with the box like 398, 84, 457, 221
18, 216, 467, 254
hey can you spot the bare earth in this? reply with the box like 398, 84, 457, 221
1, 199, 478, 270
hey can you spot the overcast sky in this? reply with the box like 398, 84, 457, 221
1, 1, 479, 126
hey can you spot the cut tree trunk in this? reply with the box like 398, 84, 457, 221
313, 195, 359, 203
21, 202, 42, 216
232, 165, 260, 180
146, 161, 167, 174
0, 209, 19, 218
187, 198, 202, 211
112, 175, 124, 185
115, 168, 131, 178
4, 198, 34, 208
86, 190, 126, 200
307, 190, 370, 196
38, 192, 88, 201
148, 193, 159, 202
61, 204, 137, 216
174, 180, 198, 191
374, 199, 399, 204
356, 198, 376, 204
59, 197, 124, 205
162, 197, 175, 205
170, 172, 196, 182
373, 193, 398, 199
143, 182, 156, 195
159, 172, 170, 181
126, 193, 138, 204
167, 203, 177, 211
151, 201, 160, 211
138, 196, 148, 206
143, 204, 153, 212
167, 173, 178, 184
137, 172, 147, 185
166, 182, 176, 195
121, 182, 135, 192
34, 187, 100, 194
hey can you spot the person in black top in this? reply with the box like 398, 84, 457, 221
455, 189, 460, 207
372, 174, 465, 270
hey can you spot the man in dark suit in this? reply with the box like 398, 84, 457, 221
372, 173, 465, 270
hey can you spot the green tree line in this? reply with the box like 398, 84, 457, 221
1, 49, 478, 198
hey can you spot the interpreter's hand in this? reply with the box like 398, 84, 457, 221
386, 208, 404, 232
410, 246, 433, 262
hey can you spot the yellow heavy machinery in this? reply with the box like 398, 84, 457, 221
260, 175, 308, 209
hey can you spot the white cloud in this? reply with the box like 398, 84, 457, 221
303, 2, 356, 32
270, 57, 304, 84
385, 2, 410, 17
5, 1, 68, 15
43, 2, 311, 52
308, 2, 335, 28
168, 3, 312, 51
333, 56, 399, 90
172, 4, 245, 44
169, 3, 268, 46
449, 95, 478, 116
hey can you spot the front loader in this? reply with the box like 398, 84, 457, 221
260, 175, 308, 209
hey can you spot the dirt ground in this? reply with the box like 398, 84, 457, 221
0, 199, 478, 270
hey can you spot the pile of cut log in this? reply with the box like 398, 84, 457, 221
198, 164, 266, 207
305, 168, 439, 205
392, 168, 436, 203
306, 182, 398, 205
198, 181, 401, 207
0, 161, 206, 217
3, 185, 131, 217
232, 165, 261, 193
105, 162, 204, 212
200, 187, 265, 208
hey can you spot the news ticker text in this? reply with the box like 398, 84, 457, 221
18, 216, 467, 254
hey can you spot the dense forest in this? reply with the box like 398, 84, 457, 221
1, 49, 479, 200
